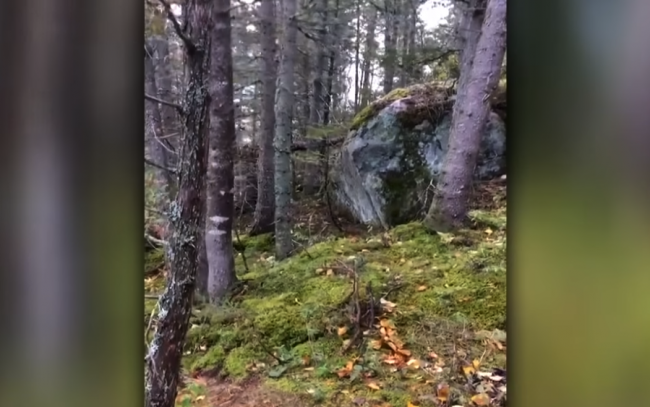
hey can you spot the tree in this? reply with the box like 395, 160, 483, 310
423, 0, 506, 232
144, 0, 213, 405
249, 0, 277, 235
275, 0, 299, 259
206, 0, 238, 303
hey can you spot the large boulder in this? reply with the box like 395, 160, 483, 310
331, 83, 506, 228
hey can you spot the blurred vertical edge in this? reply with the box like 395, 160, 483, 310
0, 0, 142, 407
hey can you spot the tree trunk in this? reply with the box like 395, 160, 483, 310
382, 0, 398, 94
309, 0, 329, 125
249, 0, 277, 236
144, 0, 212, 405
274, 0, 298, 259
322, 0, 340, 125
206, 0, 237, 304
455, 0, 486, 97
360, 7, 377, 109
423, 0, 507, 232
353, 0, 361, 111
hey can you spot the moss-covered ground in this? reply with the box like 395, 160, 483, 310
145, 182, 507, 407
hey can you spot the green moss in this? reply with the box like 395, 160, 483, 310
350, 88, 411, 130
191, 345, 226, 371
224, 346, 262, 379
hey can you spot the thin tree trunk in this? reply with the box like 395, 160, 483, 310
310, 0, 329, 125
353, 0, 361, 111
144, 0, 212, 405
423, 0, 507, 232
360, 7, 377, 109
274, 0, 298, 259
322, 0, 340, 125
382, 0, 398, 94
205, 0, 237, 303
249, 0, 277, 236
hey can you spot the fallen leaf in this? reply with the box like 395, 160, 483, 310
370, 339, 383, 350
463, 365, 476, 376
397, 348, 412, 357
303, 367, 315, 371
338, 326, 348, 336
428, 351, 439, 359
407, 359, 421, 369
380, 298, 397, 312
407, 402, 418, 407
335, 249, 343, 254
366, 381, 381, 390
342, 339, 352, 349
315, 268, 324, 274
485, 228, 493, 235
417, 285, 428, 292
472, 359, 481, 369
471, 393, 490, 406
379, 319, 395, 329
436, 383, 450, 401
195, 395, 206, 401
302, 355, 311, 366
326, 269, 334, 276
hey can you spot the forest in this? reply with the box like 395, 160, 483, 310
144, 0, 506, 406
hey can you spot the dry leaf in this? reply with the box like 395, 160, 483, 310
326, 269, 334, 276
472, 359, 481, 369
342, 339, 352, 348
338, 326, 348, 336
315, 268, 324, 274
304, 367, 315, 371
485, 228, 493, 235
195, 395, 206, 401
302, 355, 311, 366
463, 365, 476, 376
370, 339, 383, 350
399, 258, 406, 264
366, 381, 381, 390
379, 319, 395, 329
417, 285, 428, 292
436, 383, 450, 401
397, 348, 412, 357
428, 351, 438, 359
407, 359, 421, 369
471, 393, 490, 406
407, 402, 418, 407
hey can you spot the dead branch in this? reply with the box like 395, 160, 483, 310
145, 157, 178, 175
145, 93, 185, 116
156, 0, 197, 52
233, 226, 250, 274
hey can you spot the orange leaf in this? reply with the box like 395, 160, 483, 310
397, 348, 411, 357
471, 393, 490, 406
463, 365, 476, 376
437, 383, 450, 401
337, 326, 348, 336
472, 359, 481, 369
302, 355, 311, 366
407, 402, 418, 407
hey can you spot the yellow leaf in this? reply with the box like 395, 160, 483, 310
366, 381, 381, 390
472, 359, 481, 369
338, 326, 348, 336
417, 285, 427, 292
471, 393, 490, 406
485, 228, 493, 235
407, 402, 418, 407
463, 365, 476, 376
195, 395, 206, 401
379, 319, 395, 329
304, 367, 315, 371
326, 269, 334, 276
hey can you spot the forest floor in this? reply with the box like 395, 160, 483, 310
145, 179, 507, 407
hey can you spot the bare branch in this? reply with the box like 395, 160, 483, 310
145, 157, 178, 175
145, 93, 185, 116
157, 0, 197, 52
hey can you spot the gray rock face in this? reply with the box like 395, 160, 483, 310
331, 98, 506, 228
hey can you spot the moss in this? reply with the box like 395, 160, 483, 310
350, 87, 411, 130
191, 345, 226, 371
224, 346, 262, 379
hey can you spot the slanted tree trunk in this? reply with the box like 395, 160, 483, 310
423, 0, 507, 232
144, 0, 212, 405
206, 0, 237, 304
455, 0, 486, 96
249, 0, 277, 236
274, 0, 299, 259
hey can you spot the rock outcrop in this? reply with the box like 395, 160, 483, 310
331, 83, 506, 228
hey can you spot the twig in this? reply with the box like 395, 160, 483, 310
340, 259, 363, 354
145, 93, 185, 116
144, 157, 178, 175
145, 294, 161, 299
233, 226, 250, 274
144, 297, 161, 348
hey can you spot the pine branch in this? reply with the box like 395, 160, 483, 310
145, 93, 185, 116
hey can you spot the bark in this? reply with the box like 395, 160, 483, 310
353, 0, 361, 111
144, 0, 212, 405
382, 0, 398, 94
455, 0, 487, 98
310, 0, 329, 124
322, 0, 340, 125
206, 0, 237, 304
423, 0, 507, 232
249, 0, 277, 236
360, 7, 377, 109
274, 0, 299, 259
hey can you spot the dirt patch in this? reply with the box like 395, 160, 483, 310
198, 376, 310, 407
